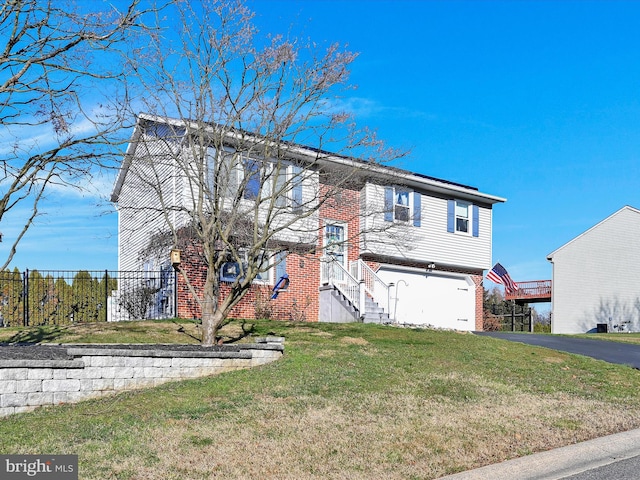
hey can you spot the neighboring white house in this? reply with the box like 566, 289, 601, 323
111, 114, 506, 330
547, 206, 640, 334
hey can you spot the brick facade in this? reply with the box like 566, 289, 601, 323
175, 185, 361, 323
474, 276, 485, 331
174, 244, 322, 323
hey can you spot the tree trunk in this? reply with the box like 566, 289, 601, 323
202, 305, 225, 346
201, 265, 220, 346
201, 301, 216, 346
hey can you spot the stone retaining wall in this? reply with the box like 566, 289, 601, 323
0, 337, 284, 417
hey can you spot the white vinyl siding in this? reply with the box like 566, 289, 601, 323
549, 207, 640, 334
116, 136, 320, 273
361, 183, 493, 270
117, 132, 189, 272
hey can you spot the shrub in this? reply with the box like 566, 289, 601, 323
118, 285, 160, 320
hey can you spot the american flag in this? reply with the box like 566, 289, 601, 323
486, 263, 519, 294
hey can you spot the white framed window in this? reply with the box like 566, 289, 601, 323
394, 188, 410, 222
384, 186, 421, 226
148, 122, 185, 143
207, 149, 303, 213
273, 164, 288, 208
447, 199, 479, 237
270, 163, 303, 212
243, 158, 262, 200
205, 147, 242, 199
455, 200, 470, 234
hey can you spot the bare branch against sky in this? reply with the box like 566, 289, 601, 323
0, 0, 150, 269
117, 0, 408, 344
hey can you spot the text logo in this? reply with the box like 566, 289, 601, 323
0, 455, 78, 480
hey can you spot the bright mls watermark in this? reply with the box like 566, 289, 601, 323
0, 455, 77, 479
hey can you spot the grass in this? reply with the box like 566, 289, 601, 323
0, 319, 204, 345
1, 320, 640, 479
575, 332, 640, 344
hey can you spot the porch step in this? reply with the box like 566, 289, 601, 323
319, 284, 390, 324
333, 288, 358, 315
362, 296, 390, 324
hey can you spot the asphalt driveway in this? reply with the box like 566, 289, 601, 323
475, 332, 640, 369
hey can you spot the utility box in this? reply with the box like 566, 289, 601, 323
596, 323, 608, 333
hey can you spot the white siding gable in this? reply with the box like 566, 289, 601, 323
548, 206, 640, 333
114, 128, 323, 271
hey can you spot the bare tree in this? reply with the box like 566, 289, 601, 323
121, 0, 406, 345
0, 0, 147, 269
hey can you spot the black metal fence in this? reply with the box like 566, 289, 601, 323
0, 269, 177, 327
489, 303, 532, 332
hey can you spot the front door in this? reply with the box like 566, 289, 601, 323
324, 223, 347, 283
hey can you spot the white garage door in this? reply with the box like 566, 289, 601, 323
377, 267, 476, 331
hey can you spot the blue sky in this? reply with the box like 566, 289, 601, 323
4, 0, 640, 295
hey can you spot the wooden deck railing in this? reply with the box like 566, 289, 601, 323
505, 280, 552, 302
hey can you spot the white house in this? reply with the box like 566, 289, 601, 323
547, 206, 640, 333
111, 114, 506, 330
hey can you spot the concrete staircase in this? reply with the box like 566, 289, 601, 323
319, 285, 390, 324
362, 295, 390, 324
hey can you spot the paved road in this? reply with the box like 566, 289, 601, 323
475, 332, 640, 369
561, 454, 640, 480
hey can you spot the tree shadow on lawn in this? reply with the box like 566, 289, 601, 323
219, 319, 256, 344
0, 319, 257, 346
1, 326, 69, 345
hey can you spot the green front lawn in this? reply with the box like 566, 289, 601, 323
1, 320, 640, 479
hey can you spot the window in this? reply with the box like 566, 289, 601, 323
148, 122, 185, 142
291, 165, 303, 213
243, 158, 262, 200
205, 146, 217, 193
206, 148, 241, 199
273, 165, 288, 208
271, 164, 303, 212
394, 188, 410, 222
384, 187, 421, 226
274, 251, 288, 290
143, 260, 157, 288
220, 260, 242, 282
455, 201, 470, 233
220, 250, 271, 283
447, 200, 480, 237
205, 150, 255, 201
207, 151, 303, 213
